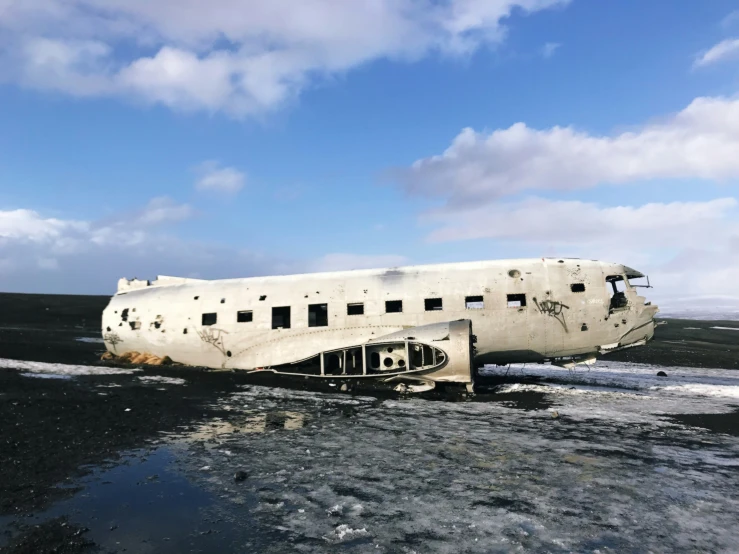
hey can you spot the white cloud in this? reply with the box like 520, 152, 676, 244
135, 197, 194, 225
0, 208, 88, 242
721, 10, 739, 29
422, 196, 739, 308
117, 48, 241, 112
195, 161, 246, 193
424, 196, 739, 244
0, 201, 406, 293
0, 202, 267, 292
694, 38, 739, 68
541, 42, 560, 58
398, 95, 739, 206
0, 198, 192, 255
392, 93, 739, 310
0, 0, 569, 116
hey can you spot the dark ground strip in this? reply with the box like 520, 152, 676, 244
0, 292, 108, 365
667, 408, 739, 437
602, 318, 739, 369
1, 517, 95, 554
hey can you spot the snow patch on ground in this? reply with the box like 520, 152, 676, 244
712, 326, 739, 331
481, 361, 739, 424
0, 358, 141, 376
657, 383, 739, 398
481, 361, 739, 400
324, 524, 369, 543
237, 384, 375, 405
21, 372, 73, 380
137, 375, 187, 385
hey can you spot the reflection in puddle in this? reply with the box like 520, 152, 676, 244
0, 448, 263, 553
185, 411, 308, 442
267, 411, 306, 431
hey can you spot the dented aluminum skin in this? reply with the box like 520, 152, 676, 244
102, 258, 658, 391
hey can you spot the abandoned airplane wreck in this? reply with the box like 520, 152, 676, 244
101, 258, 659, 392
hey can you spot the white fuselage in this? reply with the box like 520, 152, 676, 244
102, 258, 658, 372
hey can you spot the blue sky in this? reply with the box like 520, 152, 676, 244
1, 0, 739, 310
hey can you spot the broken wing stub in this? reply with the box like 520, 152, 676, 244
249, 320, 475, 391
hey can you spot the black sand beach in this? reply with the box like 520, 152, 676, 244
1, 292, 737, 553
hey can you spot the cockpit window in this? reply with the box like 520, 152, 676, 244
606, 275, 628, 311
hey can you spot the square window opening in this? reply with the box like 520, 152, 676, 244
237, 310, 253, 323
424, 298, 443, 311
507, 294, 526, 308
308, 303, 328, 327
385, 300, 403, 313
347, 303, 364, 316
272, 306, 291, 329
570, 283, 586, 293
202, 312, 217, 326
465, 295, 484, 309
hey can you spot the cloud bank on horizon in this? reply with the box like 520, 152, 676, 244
0, 0, 738, 314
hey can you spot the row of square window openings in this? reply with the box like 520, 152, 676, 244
198, 287, 586, 329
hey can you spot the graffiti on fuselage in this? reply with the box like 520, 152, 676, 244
196, 326, 230, 366
532, 297, 571, 333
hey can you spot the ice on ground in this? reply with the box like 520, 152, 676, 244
21, 372, 73, 380
75, 337, 105, 343
324, 524, 370, 544
481, 361, 739, 425
481, 361, 739, 400
165, 361, 739, 553
0, 358, 141, 376
137, 375, 187, 385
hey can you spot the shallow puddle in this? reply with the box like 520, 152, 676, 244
0, 448, 277, 553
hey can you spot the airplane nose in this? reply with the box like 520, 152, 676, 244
625, 301, 659, 344
642, 304, 659, 338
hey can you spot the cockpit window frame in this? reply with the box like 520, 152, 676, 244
605, 275, 629, 312
606, 274, 629, 291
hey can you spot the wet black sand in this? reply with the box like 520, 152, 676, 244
603, 318, 739, 370
0, 292, 737, 553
